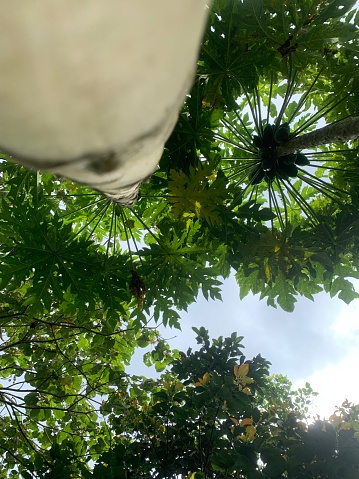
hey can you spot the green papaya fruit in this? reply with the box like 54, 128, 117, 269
281, 154, 296, 165
261, 157, 276, 172
262, 124, 276, 147
295, 153, 310, 166
279, 163, 298, 178
258, 147, 271, 160
253, 135, 263, 149
274, 125, 290, 144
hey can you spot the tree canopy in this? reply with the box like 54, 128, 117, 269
1, 0, 359, 477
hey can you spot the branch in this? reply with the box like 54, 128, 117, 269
277, 116, 359, 156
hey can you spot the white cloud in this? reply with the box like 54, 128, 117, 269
129, 275, 359, 417
295, 290, 359, 418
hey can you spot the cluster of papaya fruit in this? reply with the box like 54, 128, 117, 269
248, 123, 310, 185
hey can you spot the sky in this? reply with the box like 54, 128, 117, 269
129, 275, 359, 419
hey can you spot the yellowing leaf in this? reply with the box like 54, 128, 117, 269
207, 171, 218, 182
242, 387, 252, 395
194, 372, 211, 387
329, 414, 342, 428
339, 421, 351, 431
202, 75, 224, 108
59, 377, 72, 390
168, 166, 227, 226
182, 212, 195, 231
241, 376, 255, 384
236, 425, 256, 442
245, 425, 256, 440
240, 418, 253, 427
188, 472, 205, 479
264, 257, 272, 284
195, 200, 202, 217
236, 363, 249, 377
230, 417, 239, 425
202, 372, 211, 383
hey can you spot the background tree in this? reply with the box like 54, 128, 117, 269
8, 329, 359, 478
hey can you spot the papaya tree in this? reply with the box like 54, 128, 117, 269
1, 0, 358, 315
168, 0, 359, 310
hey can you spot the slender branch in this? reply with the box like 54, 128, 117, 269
0, 443, 27, 468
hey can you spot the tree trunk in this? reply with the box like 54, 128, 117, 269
277, 116, 359, 157
0, 1, 210, 206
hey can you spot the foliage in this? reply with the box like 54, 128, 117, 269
1, 0, 358, 318
3, 329, 358, 478
1, 0, 359, 476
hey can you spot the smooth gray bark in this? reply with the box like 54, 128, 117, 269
277, 116, 359, 157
